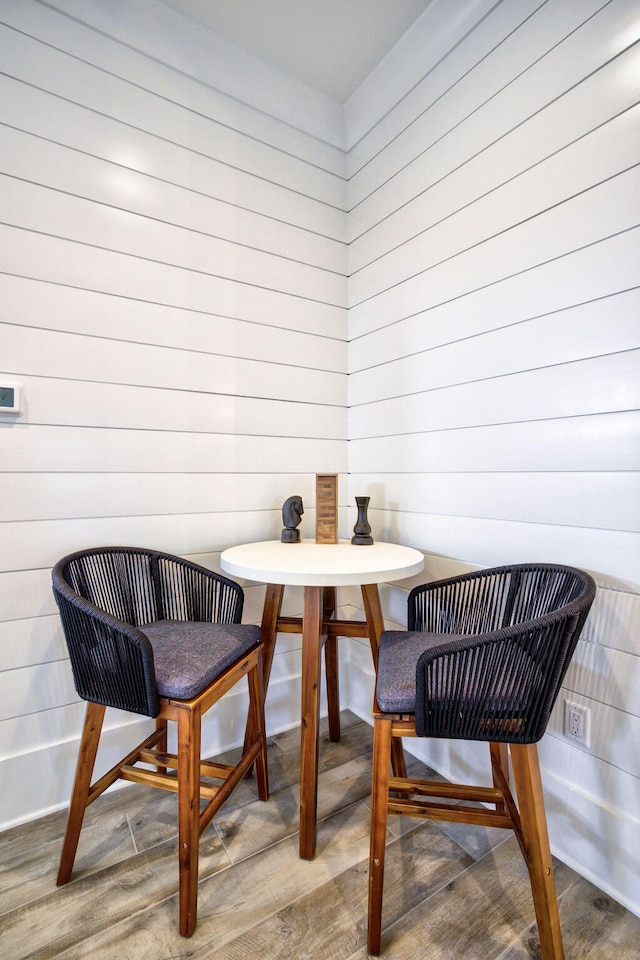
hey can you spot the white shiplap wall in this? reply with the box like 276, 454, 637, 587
0, 0, 347, 827
1, 0, 639, 922
345, 0, 640, 916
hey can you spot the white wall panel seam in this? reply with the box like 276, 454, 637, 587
0, 20, 347, 185
0, 120, 346, 217
371, 515, 639, 538
1, 124, 348, 255
346, 407, 639, 438
1, 319, 346, 371
345, 0, 545, 161
0, 79, 345, 240
0, 225, 347, 311
349, 342, 640, 391
348, 99, 640, 267
0, 274, 348, 344
346, 0, 613, 183
349, 165, 640, 309
0, 84, 344, 217
0, 321, 350, 384
348, 224, 639, 336
0, 172, 347, 281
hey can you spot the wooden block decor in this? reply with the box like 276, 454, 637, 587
315, 474, 338, 543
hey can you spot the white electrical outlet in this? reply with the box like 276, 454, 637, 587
564, 699, 590, 747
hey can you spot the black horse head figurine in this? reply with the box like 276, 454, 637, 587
281, 495, 304, 543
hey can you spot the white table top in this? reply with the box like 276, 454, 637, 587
220, 539, 424, 587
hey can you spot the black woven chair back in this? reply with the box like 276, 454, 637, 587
52, 546, 244, 718
409, 563, 596, 744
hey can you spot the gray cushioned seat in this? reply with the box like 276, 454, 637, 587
139, 620, 260, 700
377, 629, 543, 719
376, 630, 450, 713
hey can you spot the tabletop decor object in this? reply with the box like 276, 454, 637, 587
351, 495, 373, 545
281, 495, 304, 543
315, 473, 338, 543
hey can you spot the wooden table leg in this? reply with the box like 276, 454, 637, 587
299, 585, 326, 860
322, 585, 341, 742
361, 583, 407, 781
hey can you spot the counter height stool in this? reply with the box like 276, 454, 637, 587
52, 546, 269, 937
368, 562, 596, 959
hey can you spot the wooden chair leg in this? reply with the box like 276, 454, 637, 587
57, 701, 106, 886
243, 583, 283, 764
368, 716, 393, 956
247, 653, 269, 802
155, 716, 168, 775
511, 743, 565, 960
176, 704, 201, 938
490, 741, 510, 814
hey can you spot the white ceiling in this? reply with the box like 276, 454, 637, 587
160, 0, 433, 101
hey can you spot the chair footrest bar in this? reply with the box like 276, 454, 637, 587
388, 797, 513, 829
119, 765, 220, 799
87, 728, 166, 804
138, 748, 235, 780
199, 738, 263, 836
388, 776, 504, 803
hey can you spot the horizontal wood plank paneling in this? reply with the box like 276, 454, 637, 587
348, 0, 620, 206
345, 0, 640, 918
349, 51, 639, 270
346, 472, 640, 533
2, 276, 347, 364
3, 325, 346, 405
0, 375, 346, 441
350, 106, 640, 300
3, 0, 640, 922
0, 225, 345, 331
2, 426, 346, 476
0, 616, 66, 672
349, 228, 640, 362
345, 0, 539, 159
349, 350, 640, 437
349, 411, 640, 473
349, 165, 640, 322
349, 276, 640, 376
0, 472, 340, 524
0, 178, 346, 307
43, 0, 346, 148
0, 569, 57, 622
0, 126, 346, 275
0, 507, 322, 574
0, 74, 345, 239
0, 0, 347, 835
0, 24, 346, 208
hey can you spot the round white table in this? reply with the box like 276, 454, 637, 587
221, 539, 424, 859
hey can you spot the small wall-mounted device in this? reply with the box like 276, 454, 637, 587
0, 383, 23, 415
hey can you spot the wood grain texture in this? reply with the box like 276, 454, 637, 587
2, 715, 639, 960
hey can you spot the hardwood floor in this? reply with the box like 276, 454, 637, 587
1, 712, 638, 959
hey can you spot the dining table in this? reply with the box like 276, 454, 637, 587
220, 537, 424, 859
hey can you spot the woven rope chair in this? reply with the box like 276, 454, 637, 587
52, 546, 269, 937
368, 562, 596, 958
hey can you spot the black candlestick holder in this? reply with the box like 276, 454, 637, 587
351, 496, 373, 545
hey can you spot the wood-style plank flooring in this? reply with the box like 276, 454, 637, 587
1, 712, 638, 959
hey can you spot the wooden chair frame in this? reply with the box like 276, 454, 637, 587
368, 705, 564, 958
57, 645, 268, 937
